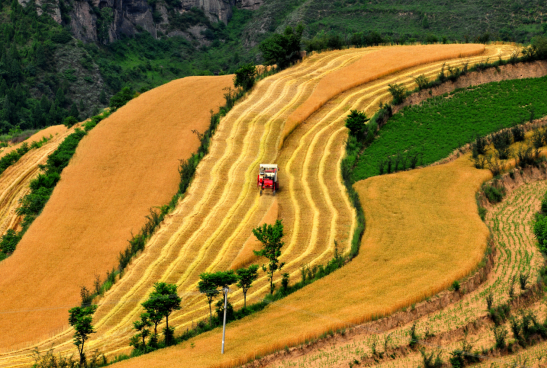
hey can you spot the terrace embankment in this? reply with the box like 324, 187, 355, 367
0, 76, 233, 349
396, 60, 547, 113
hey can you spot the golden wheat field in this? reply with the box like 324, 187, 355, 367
0, 76, 233, 352
0, 44, 521, 367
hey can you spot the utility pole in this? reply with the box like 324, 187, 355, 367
221, 287, 228, 354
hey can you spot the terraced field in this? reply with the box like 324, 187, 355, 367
266, 169, 547, 368
0, 126, 68, 236
0, 44, 519, 367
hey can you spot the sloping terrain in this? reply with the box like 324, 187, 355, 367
0, 75, 233, 352
267, 173, 547, 368
0, 44, 518, 367
0, 126, 69, 236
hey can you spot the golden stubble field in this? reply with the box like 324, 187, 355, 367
0, 76, 233, 351
0, 44, 520, 367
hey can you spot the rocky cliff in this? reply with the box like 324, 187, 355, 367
19, 0, 263, 44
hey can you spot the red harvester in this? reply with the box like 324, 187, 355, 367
257, 164, 279, 195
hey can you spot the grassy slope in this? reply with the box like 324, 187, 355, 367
288, 0, 547, 43
353, 76, 547, 181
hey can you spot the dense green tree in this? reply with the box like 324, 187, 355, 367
198, 273, 219, 323
345, 110, 370, 140
69, 104, 79, 120
133, 312, 153, 348
99, 90, 107, 105
253, 219, 285, 294
236, 264, 259, 308
142, 294, 164, 338
234, 64, 257, 91
109, 86, 134, 109
68, 304, 97, 366
259, 24, 304, 69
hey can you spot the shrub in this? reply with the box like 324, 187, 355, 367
388, 83, 407, 105
519, 273, 529, 290
512, 126, 525, 142
110, 87, 135, 110
534, 214, 547, 253
493, 325, 508, 349
488, 303, 511, 325
451, 280, 460, 292
345, 110, 369, 140
420, 349, 443, 368
63, 116, 78, 128
491, 130, 513, 159
471, 136, 488, 158
409, 322, 420, 349
414, 74, 429, 90
486, 292, 494, 310
483, 184, 505, 203
233, 64, 257, 91
259, 24, 304, 70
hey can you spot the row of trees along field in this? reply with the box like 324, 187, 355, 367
62, 220, 285, 365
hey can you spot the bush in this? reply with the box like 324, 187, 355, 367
512, 126, 525, 142
534, 214, 547, 253
451, 280, 460, 291
388, 83, 407, 105
233, 64, 257, 91
471, 136, 488, 158
110, 87, 135, 110
259, 24, 304, 70
483, 184, 505, 203
345, 110, 369, 140
491, 130, 513, 159
63, 116, 78, 128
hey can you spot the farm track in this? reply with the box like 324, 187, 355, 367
0, 45, 518, 367
269, 161, 547, 368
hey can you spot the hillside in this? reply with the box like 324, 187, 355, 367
0, 75, 233, 349
0, 44, 517, 367
2, 0, 546, 142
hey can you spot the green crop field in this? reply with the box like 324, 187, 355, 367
352, 76, 547, 182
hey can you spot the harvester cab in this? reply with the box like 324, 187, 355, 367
257, 164, 279, 195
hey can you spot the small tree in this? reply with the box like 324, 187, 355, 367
63, 116, 78, 128
253, 219, 285, 294
198, 272, 220, 323
236, 265, 259, 308
259, 24, 304, 69
388, 83, 407, 105
68, 304, 97, 366
150, 282, 181, 331
234, 64, 257, 91
109, 86, 134, 110
211, 270, 238, 292
142, 295, 164, 338
345, 110, 370, 140
133, 312, 152, 348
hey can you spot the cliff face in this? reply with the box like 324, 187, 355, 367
20, 0, 263, 44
